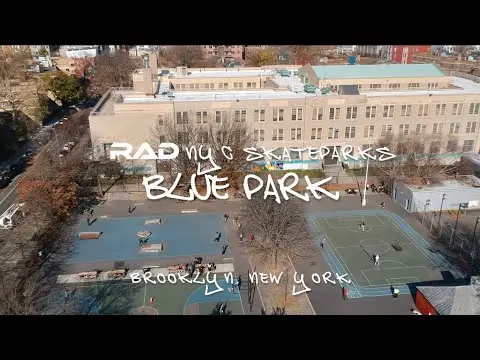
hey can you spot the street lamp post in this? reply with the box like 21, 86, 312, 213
449, 203, 463, 247
423, 199, 430, 225
437, 194, 447, 238
361, 156, 370, 207
470, 216, 480, 268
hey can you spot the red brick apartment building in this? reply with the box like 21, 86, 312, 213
385, 45, 431, 64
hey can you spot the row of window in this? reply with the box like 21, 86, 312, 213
255, 121, 478, 142
165, 103, 480, 125
359, 82, 440, 90
172, 82, 258, 91
359, 140, 474, 153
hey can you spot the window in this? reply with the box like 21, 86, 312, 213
401, 105, 412, 117
383, 105, 394, 118
399, 124, 409, 136
103, 143, 113, 157
365, 106, 376, 118
463, 140, 475, 152
176, 111, 188, 124
180, 84, 186, 90
469, 103, 480, 115
157, 114, 164, 125
273, 108, 284, 122
446, 140, 458, 152
159, 135, 165, 143
234, 110, 247, 122
389, 83, 400, 89
435, 104, 446, 116
418, 104, 429, 117
177, 132, 188, 143
370, 84, 381, 90
312, 108, 324, 120
291, 128, 302, 140
408, 83, 420, 88
327, 128, 339, 139
415, 124, 426, 134
247, 82, 252, 88
428, 83, 439, 89
329, 107, 340, 120
254, 129, 265, 142
452, 103, 463, 115
216, 131, 227, 143
430, 141, 441, 153
204, 83, 210, 89
363, 125, 375, 138
435, 123, 444, 134
311, 128, 322, 140
253, 109, 265, 122
233, 82, 243, 89
195, 111, 207, 124
197, 131, 209, 144
381, 124, 393, 135
215, 110, 227, 124
346, 106, 358, 119
291, 108, 303, 121
466, 122, 478, 134
362, 144, 374, 151
449, 122, 460, 134
194, 84, 199, 90
189, 84, 194, 90
271, 129, 284, 141
345, 126, 356, 139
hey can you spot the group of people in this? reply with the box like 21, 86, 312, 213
223, 213, 255, 244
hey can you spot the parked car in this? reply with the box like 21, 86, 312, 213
0, 171, 11, 189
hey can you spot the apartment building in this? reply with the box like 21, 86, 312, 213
382, 46, 431, 64
356, 45, 384, 57
89, 62, 480, 174
203, 45, 244, 63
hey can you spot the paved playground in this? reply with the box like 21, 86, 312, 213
309, 209, 461, 298
69, 213, 230, 263
48, 279, 244, 315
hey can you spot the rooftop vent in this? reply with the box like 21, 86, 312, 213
320, 87, 332, 94
278, 70, 290, 77
304, 84, 317, 94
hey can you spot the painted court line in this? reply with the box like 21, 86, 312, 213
309, 210, 462, 298
386, 277, 420, 285
181, 209, 198, 213
100, 215, 109, 219
362, 265, 430, 273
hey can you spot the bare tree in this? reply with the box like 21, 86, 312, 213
374, 133, 460, 189
90, 50, 140, 96
159, 46, 206, 68
455, 45, 472, 62
238, 191, 315, 268
151, 111, 254, 189
245, 48, 277, 67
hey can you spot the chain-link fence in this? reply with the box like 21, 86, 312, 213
411, 197, 480, 274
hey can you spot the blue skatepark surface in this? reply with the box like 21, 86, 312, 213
69, 213, 229, 263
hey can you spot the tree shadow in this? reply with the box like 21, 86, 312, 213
210, 302, 232, 315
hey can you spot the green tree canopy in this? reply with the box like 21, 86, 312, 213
41, 71, 81, 106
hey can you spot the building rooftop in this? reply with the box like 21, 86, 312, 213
404, 175, 480, 192
417, 277, 480, 315
312, 64, 446, 80
365, 76, 480, 97
462, 153, 480, 166
170, 69, 276, 79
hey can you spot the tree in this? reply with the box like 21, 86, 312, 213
41, 70, 82, 106
374, 134, 460, 190
159, 46, 206, 67
238, 191, 315, 268
73, 57, 95, 78
151, 111, 254, 189
286, 46, 320, 65
38, 47, 49, 56
455, 45, 472, 61
90, 50, 139, 96
246, 48, 276, 67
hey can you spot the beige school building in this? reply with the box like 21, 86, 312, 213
89, 54, 480, 174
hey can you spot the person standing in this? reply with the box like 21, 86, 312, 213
320, 238, 325, 249
393, 288, 399, 299
360, 221, 365, 232
374, 254, 380, 266
342, 287, 348, 300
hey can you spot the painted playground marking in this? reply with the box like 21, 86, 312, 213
386, 277, 420, 285
100, 215, 109, 219
311, 211, 452, 297
181, 209, 198, 213
133, 203, 144, 206
129, 306, 158, 315
362, 265, 430, 273
359, 239, 390, 254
